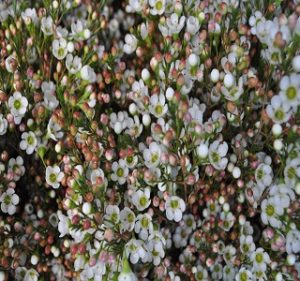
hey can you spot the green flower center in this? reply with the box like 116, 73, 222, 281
196, 272, 203, 280
257, 169, 264, 180
117, 167, 124, 177
127, 213, 134, 223
274, 109, 284, 121
287, 167, 296, 179
49, 173, 57, 183
170, 199, 179, 209
155, 104, 163, 115
27, 135, 34, 145
240, 272, 248, 281
58, 48, 65, 58
155, 1, 163, 10
14, 99, 21, 110
266, 204, 275, 216
242, 244, 249, 252
127, 156, 133, 164
151, 153, 159, 163
255, 253, 263, 263
111, 212, 118, 223
4, 195, 11, 205
139, 196, 148, 207
211, 152, 220, 163
141, 217, 149, 228
286, 86, 297, 100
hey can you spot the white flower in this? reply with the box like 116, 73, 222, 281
240, 235, 256, 256
249, 11, 263, 35
41, 81, 59, 110
134, 213, 153, 240
269, 183, 295, 209
208, 140, 228, 170
41, 16, 54, 35
284, 158, 300, 187
266, 95, 292, 124
165, 196, 186, 222
111, 159, 129, 185
182, 214, 196, 234
57, 211, 69, 237
123, 34, 138, 54
147, 239, 165, 266
20, 131, 38, 154
90, 168, 107, 189
52, 38, 68, 60
0, 188, 19, 215
186, 16, 200, 35
80, 65, 96, 83
223, 265, 236, 281
0, 114, 8, 135
251, 248, 270, 271
221, 76, 244, 101
235, 268, 252, 281
120, 207, 136, 233
223, 245, 236, 264
46, 165, 64, 189
118, 257, 137, 281
165, 14, 186, 35
24, 269, 39, 281
21, 8, 38, 25
286, 229, 300, 254
125, 239, 146, 264
47, 117, 63, 141
193, 265, 208, 281
255, 163, 273, 187
173, 225, 189, 248
261, 197, 284, 228
220, 211, 235, 231
5, 55, 17, 73
279, 74, 300, 107
132, 187, 151, 211
104, 205, 120, 227
8, 156, 25, 181
71, 20, 90, 40
127, 0, 147, 13
143, 142, 162, 168
125, 116, 143, 138
66, 54, 82, 74
149, 93, 168, 118
8, 91, 28, 120
292, 55, 300, 72
149, 0, 165, 15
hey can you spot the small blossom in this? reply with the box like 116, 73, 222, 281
0, 188, 19, 215
46, 165, 64, 189
165, 196, 186, 222
20, 131, 38, 154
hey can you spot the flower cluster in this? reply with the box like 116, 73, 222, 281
0, 0, 300, 280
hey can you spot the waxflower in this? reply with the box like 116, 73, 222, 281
208, 141, 229, 170
149, 93, 168, 118
123, 34, 138, 54
45, 165, 64, 189
0, 114, 8, 135
149, 0, 165, 15
41, 16, 54, 35
1, 1, 300, 281
165, 196, 186, 222
52, 38, 68, 60
111, 159, 129, 185
132, 187, 151, 211
0, 188, 19, 215
20, 131, 38, 155
8, 91, 28, 123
